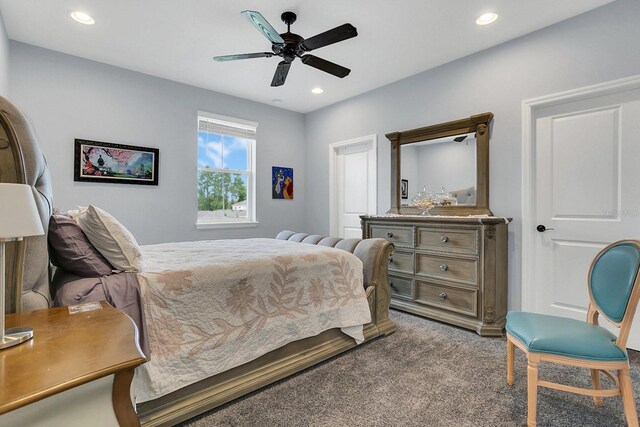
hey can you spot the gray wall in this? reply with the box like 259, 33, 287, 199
9, 42, 306, 245
304, 0, 640, 310
0, 10, 8, 96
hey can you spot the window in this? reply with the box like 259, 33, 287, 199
197, 112, 257, 227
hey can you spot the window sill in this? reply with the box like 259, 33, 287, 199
196, 221, 259, 229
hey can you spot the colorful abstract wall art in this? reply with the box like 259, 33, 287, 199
272, 166, 293, 199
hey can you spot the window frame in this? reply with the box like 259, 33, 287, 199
196, 111, 258, 228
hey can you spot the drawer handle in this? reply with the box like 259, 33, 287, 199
387, 232, 394, 238
389, 282, 395, 289
388, 256, 393, 263
440, 235, 448, 243
438, 292, 447, 301
440, 264, 448, 272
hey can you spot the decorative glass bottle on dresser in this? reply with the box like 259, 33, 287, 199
362, 113, 511, 336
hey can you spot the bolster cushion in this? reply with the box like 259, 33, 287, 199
276, 230, 391, 289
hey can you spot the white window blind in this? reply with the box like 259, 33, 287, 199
197, 112, 257, 139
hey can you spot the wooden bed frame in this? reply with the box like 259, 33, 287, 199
0, 96, 396, 426
137, 237, 395, 426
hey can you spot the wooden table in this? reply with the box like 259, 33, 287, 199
0, 302, 146, 426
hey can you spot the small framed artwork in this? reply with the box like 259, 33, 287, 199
74, 139, 159, 186
401, 179, 409, 199
272, 166, 293, 199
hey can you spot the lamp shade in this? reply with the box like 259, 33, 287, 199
0, 183, 44, 239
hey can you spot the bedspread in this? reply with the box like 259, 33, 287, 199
133, 238, 372, 402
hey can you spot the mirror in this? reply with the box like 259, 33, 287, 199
400, 133, 477, 206
386, 112, 493, 216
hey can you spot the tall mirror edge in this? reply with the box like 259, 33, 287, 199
386, 112, 494, 216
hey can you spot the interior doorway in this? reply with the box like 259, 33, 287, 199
522, 75, 640, 349
329, 135, 377, 238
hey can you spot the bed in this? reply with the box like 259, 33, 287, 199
0, 96, 396, 426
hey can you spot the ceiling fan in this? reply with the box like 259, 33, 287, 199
214, 10, 357, 87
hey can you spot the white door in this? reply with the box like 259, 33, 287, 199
526, 79, 640, 349
330, 135, 377, 239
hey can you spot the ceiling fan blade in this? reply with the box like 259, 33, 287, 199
241, 10, 285, 45
271, 61, 291, 87
301, 55, 351, 78
214, 52, 274, 62
301, 23, 357, 52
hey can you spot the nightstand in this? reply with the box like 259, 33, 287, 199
0, 301, 146, 426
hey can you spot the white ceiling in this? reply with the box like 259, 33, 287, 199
0, 0, 614, 113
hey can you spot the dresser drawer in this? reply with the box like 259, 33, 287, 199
370, 225, 414, 247
415, 281, 478, 317
417, 227, 478, 255
415, 253, 478, 286
388, 275, 413, 300
388, 250, 414, 274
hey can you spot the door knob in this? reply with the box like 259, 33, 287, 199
536, 224, 555, 232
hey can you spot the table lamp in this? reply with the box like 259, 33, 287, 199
0, 183, 44, 350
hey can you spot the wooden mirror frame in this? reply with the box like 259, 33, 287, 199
386, 112, 494, 216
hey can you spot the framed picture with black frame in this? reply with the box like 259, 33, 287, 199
74, 139, 159, 186
401, 179, 408, 199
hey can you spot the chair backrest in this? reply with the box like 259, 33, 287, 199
588, 240, 640, 348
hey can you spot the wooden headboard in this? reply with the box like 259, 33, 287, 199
0, 96, 52, 313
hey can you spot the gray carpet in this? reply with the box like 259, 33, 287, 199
180, 310, 640, 427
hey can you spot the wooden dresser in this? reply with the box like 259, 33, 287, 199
0, 302, 146, 426
361, 215, 510, 336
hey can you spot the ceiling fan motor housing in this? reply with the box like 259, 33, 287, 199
273, 32, 304, 62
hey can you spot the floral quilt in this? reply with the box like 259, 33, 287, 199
133, 238, 371, 402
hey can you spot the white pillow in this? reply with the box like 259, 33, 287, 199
71, 205, 143, 272
67, 206, 88, 218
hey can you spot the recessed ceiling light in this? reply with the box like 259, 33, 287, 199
475, 12, 498, 26
69, 11, 95, 25
311, 87, 324, 94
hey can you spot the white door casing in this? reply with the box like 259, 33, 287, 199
329, 135, 377, 238
522, 75, 640, 349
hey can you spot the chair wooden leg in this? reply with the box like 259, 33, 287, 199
527, 358, 539, 427
591, 369, 603, 406
507, 338, 515, 385
619, 368, 639, 427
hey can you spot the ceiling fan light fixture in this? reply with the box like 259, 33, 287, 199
311, 87, 324, 94
475, 12, 498, 26
69, 11, 95, 25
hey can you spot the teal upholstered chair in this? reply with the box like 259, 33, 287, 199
506, 240, 640, 427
